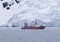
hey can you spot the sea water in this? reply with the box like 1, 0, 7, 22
0, 27, 60, 42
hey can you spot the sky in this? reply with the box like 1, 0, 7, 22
0, 0, 60, 26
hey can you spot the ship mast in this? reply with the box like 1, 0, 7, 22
35, 19, 38, 25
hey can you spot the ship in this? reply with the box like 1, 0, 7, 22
21, 21, 45, 29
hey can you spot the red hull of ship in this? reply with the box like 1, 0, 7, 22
21, 26, 45, 29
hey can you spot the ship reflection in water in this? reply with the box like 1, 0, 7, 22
21, 21, 45, 29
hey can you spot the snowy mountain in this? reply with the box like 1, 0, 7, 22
0, 0, 60, 27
